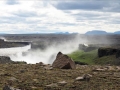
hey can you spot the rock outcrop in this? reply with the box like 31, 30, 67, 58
0, 56, 13, 64
52, 52, 76, 69
79, 44, 98, 52
116, 49, 120, 58
98, 47, 118, 57
0, 39, 30, 48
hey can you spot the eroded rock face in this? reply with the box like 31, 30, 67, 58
52, 52, 76, 69
116, 49, 120, 58
0, 39, 30, 48
98, 47, 120, 59
98, 47, 117, 57
79, 44, 97, 52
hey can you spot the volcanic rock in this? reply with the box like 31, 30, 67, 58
98, 47, 117, 57
0, 39, 30, 48
0, 56, 13, 64
116, 49, 120, 58
52, 52, 76, 69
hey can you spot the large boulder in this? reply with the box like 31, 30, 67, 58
52, 52, 76, 69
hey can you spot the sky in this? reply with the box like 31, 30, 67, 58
0, 0, 120, 34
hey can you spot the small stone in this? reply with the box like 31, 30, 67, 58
83, 74, 92, 81
39, 62, 44, 66
105, 66, 115, 71
19, 70, 25, 73
92, 72, 98, 75
44, 66, 53, 70
116, 66, 120, 71
75, 77, 84, 81
58, 81, 67, 86
3, 73, 12, 76
93, 68, 106, 72
75, 74, 92, 81
45, 83, 58, 87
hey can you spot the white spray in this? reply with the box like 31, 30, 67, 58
10, 37, 80, 64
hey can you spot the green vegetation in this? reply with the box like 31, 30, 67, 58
94, 55, 120, 65
68, 49, 98, 65
68, 49, 119, 65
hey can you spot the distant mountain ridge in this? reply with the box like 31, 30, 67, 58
85, 30, 107, 35
114, 31, 120, 34
85, 30, 120, 35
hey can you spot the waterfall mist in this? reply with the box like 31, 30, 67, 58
0, 34, 113, 64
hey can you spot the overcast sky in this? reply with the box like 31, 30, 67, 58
0, 0, 120, 34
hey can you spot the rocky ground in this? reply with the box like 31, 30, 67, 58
1, 63, 120, 90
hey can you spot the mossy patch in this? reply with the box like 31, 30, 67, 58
68, 49, 120, 65
68, 49, 98, 65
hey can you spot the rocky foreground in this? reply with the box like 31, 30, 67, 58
1, 52, 120, 90
1, 64, 120, 90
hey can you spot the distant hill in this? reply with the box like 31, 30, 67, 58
55, 32, 70, 34
114, 31, 120, 34
85, 30, 107, 35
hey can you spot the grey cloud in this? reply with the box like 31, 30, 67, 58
73, 12, 109, 21
6, 0, 19, 5
74, 13, 101, 18
53, 0, 120, 12
54, 1, 107, 10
